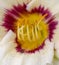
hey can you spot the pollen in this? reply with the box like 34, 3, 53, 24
15, 13, 49, 51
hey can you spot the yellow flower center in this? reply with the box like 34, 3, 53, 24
15, 12, 49, 51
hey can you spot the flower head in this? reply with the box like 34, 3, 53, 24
2, 4, 57, 53
0, 0, 59, 65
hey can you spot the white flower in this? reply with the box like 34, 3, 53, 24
0, 0, 59, 65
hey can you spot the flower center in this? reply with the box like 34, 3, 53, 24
3, 5, 57, 53
14, 12, 49, 51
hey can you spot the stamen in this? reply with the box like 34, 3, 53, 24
17, 24, 25, 41
32, 26, 35, 41
27, 25, 31, 41
35, 25, 38, 39
19, 13, 25, 18
37, 14, 47, 26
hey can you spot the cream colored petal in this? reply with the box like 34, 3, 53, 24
0, 0, 31, 22
52, 14, 59, 59
0, 39, 54, 65
0, 49, 17, 65
0, 6, 7, 40
0, 0, 18, 9
17, 0, 31, 5
39, 0, 59, 11
0, 41, 16, 62
23, 39, 54, 65
0, 0, 31, 9
11, 53, 25, 65
27, 0, 59, 14
51, 4, 59, 15
0, 30, 16, 62
53, 59, 59, 65
0, 26, 6, 41
27, 0, 55, 11
0, 0, 7, 8
54, 40, 59, 58
26, 0, 40, 11
0, 8, 5, 24
0, 30, 16, 45
1, 49, 25, 65
40, 39, 54, 64
47, 59, 59, 65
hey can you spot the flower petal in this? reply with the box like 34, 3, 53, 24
0, 26, 6, 41
17, 0, 31, 5
0, 30, 16, 61
27, 0, 59, 14
0, 0, 31, 9
0, 7, 7, 40
0, 30, 16, 45
51, 4, 59, 15
0, 0, 17, 9
0, 39, 54, 65
53, 59, 59, 65
22, 39, 54, 65
0, 9, 5, 24
52, 20, 59, 58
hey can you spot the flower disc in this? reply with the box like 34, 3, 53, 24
3, 4, 57, 53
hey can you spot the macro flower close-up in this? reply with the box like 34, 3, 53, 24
0, 0, 59, 65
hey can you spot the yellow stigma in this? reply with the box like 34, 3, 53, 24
15, 12, 49, 51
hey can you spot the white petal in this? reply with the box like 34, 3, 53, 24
52, 20, 59, 58
0, 39, 54, 65
0, 49, 17, 65
39, 39, 54, 64
11, 53, 25, 65
0, 0, 31, 9
0, 41, 16, 61
0, 0, 7, 8
0, 9, 5, 23
53, 59, 59, 65
0, 30, 16, 45
48, 59, 59, 65
19, 39, 54, 65
27, 0, 57, 11
0, 30, 16, 61
23, 39, 54, 65
54, 41, 59, 58
17, 0, 31, 5
26, 0, 40, 11
51, 4, 59, 15
0, 26, 6, 41
0, 0, 18, 9
1, 49, 25, 65
27, 0, 59, 15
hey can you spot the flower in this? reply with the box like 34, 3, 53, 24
0, 0, 59, 65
